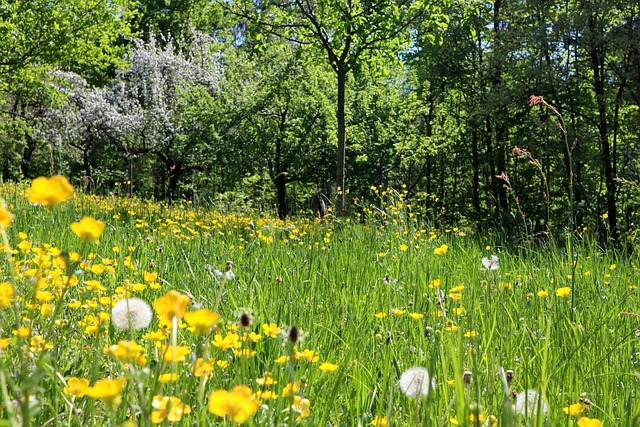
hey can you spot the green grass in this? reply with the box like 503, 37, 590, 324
0, 181, 639, 426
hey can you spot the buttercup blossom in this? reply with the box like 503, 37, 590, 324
64, 377, 90, 397
0, 282, 14, 308
0, 206, 13, 228
434, 244, 448, 255
151, 395, 191, 423
86, 378, 127, 409
111, 298, 153, 330
207, 385, 261, 424
184, 309, 220, 335
153, 290, 191, 319
70, 217, 105, 242
577, 417, 604, 427
26, 175, 74, 207
399, 367, 431, 398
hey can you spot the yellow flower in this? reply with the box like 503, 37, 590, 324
256, 372, 278, 386
274, 355, 290, 364
409, 312, 423, 321
207, 385, 261, 424
375, 312, 387, 319
391, 308, 406, 316
282, 381, 300, 397
319, 362, 339, 373
371, 415, 389, 427
399, 244, 409, 252
254, 390, 278, 400
464, 330, 480, 338
144, 271, 158, 283
151, 396, 191, 423
25, 175, 74, 207
184, 309, 220, 335
262, 322, 282, 338
212, 333, 241, 350
609, 264, 616, 270
233, 348, 257, 358
0, 282, 14, 308
160, 345, 191, 363
86, 378, 126, 409
563, 403, 586, 417
17, 240, 32, 252
292, 395, 311, 419
0, 206, 14, 228
556, 287, 571, 298
193, 358, 215, 377
577, 417, 604, 427
153, 290, 191, 319
157, 373, 179, 383
537, 289, 549, 298
429, 279, 441, 288
295, 349, 319, 363
434, 244, 448, 255
13, 327, 31, 339
0, 337, 11, 350
64, 377, 90, 397
70, 217, 105, 242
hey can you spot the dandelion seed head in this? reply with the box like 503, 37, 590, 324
515, 389, 549, 418
482, 255, 499, 270
111, 298, 153, 330
399, 367, 431, 398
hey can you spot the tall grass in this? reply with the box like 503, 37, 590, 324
0, 182, 638, 426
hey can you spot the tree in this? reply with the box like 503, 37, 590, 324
0, 0, 135, 181
40, 33, 221, 198
224, 0, 446, 213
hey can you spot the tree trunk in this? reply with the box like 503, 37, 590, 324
589, 13, 618, 242
335, 66, 347, 214
471, 128, 480, 213
275, 173, 288, 220
83, 146, 93, 193
167, 163, 183, 201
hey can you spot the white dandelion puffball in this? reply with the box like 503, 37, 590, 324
515, 389, 549, 417
399, 367, 431, 398
482, 255, 499, 270
111, 298, 153, 330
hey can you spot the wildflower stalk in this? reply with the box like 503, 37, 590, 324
529, 95, 577, 318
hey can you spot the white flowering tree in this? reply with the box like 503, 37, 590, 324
40, 33, 221, 197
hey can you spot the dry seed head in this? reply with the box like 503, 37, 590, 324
288, 325, 299, 343
463, 371, 472, 385
505, 369, 514, 385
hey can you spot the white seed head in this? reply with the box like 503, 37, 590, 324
482, 255, 500, 270
515, 389, 549, 418
111, 298, 153, 330
399, 367, 431, 398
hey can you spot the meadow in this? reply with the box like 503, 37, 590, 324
0, 177, 639, 427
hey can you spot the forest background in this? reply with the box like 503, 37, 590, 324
2, 0, 640, 246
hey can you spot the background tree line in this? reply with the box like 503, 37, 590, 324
1, 0, 639, 245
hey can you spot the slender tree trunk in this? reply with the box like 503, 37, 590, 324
276, 174, 288, 220
336, 66, 347, 214
83, 147, 93, 193
471, 128, 480, 213
589, 13, 618, 242
485, 117, 498, 206
167, 164, 183, 202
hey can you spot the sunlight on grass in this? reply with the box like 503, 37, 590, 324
0, 178, 638, 426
